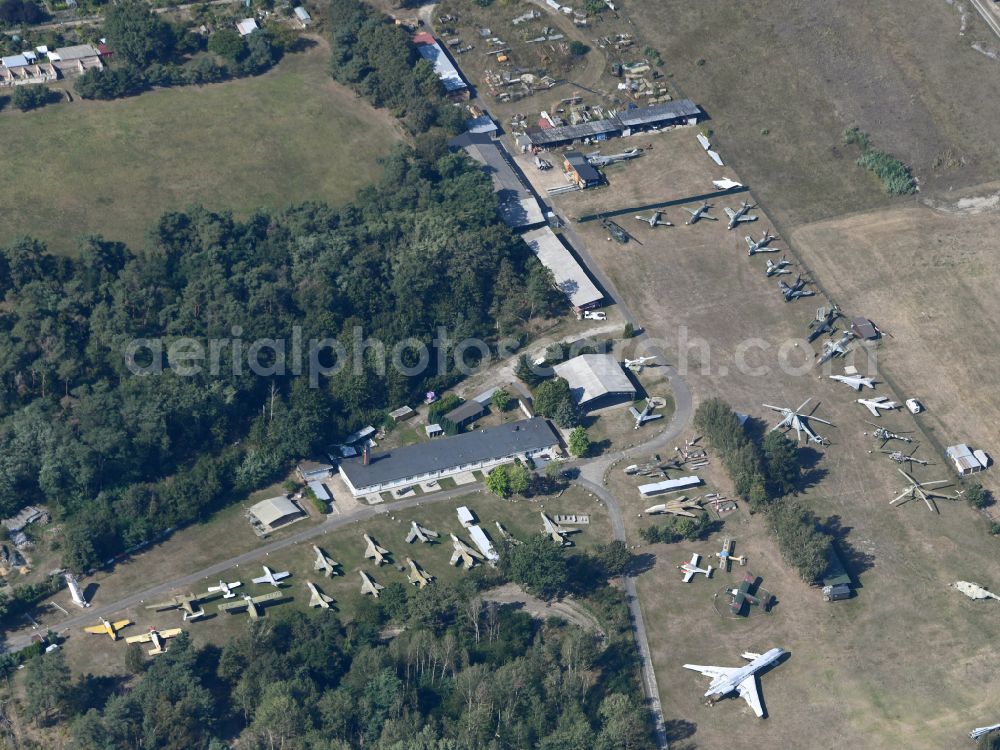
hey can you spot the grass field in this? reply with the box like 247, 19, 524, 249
0, 37, 403, 254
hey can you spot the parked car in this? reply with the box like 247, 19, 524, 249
582, 310, 607, 321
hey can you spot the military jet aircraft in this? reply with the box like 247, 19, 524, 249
541, 512, 577, 546
218, 591, 283, 619
763, 398, 832, 444
145, 593, 207, 621
449, 533, 485, 568
630, 399, 664, 429
644, 496, 704, 518
890, 468, 951, 512
312, 545, 341, 577
252, 565, 291, 588
807, 305, 842, 342
623, 355, 656, 373
405, 521, 439, 544
207, 580, 242, 599
745, 229, 778, 255
83, 618, 132, 641
683, 647, 786, 718
125, 626, 183, 655
816, 331, 854, 366
406, 557, 434, 588
683, 203, 717, 224
779, 275, 815, 302
725, 200, 758, 229
588, 148, 642, 167
359, 570, 384, 597
495, 521, 521, 545
829, 374, 876, 390
634, 210, 672, 228
363, 533, 391, 565
764, 257, 792, 277
857, 395, 899, 417
678, 553, 712, 583
306, 581, 335, 609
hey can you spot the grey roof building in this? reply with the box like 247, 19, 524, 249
524, 99, 702, 148
521, 227, 603, 309
450, 132, 545, 229
443, 400, 486, 429
616, 100, 702, 128
553, 353, 636, 408
339, 418, 559, 496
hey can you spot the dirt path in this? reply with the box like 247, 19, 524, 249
483, 583, 604, 633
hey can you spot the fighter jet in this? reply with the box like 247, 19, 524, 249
745, 229, 778, 255
406, 557, 434, 588
306, 581, 335, 609
764, 398, 832, 444
207, 580, 242, 599
778, 275, 815, 302
683, 648, 786, 718
145, 593, 207, 621
218, 591, 283, 619
630, 399, 664, 429
125, 626, 183, 655
359, 570, 384, 597
683, 203, 717, 224
807, 305, 842, 342
588, 148, 642, 167
363, 533, 391, 565
678, 552, 712, 583
83, 618, 132, 641
405, 521, 439, 544
312, 545, 341, 577
764, 257, 792, 277
252, 565, 291, 588
541, 512, 578, 546
890, 468, 952, 512
829, 374, 876, 390
816, 331, 853, 366
725, 200, 758, 229
623, 355, 656, 372
857, 395, 899, 417
644, 496, 704, 518
634, 210, 672, 228
449, 533, 485, 568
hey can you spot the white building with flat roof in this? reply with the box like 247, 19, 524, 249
521, 227, 603, 310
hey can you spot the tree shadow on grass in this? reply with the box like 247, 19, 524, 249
819, 514, 875, 583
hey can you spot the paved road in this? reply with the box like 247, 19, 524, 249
969, 0, 1000, 40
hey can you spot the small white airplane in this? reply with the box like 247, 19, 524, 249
829, 374, 876, 391
725, 201, 758, 229
683, 647, 786, 718
857, 396, 899, 417
252, 566, 291, 588
306, 580, 335, 609
450, 533, 485, 568
405, 521, 439, 544
125, 626, 183, 655
629, 399, 664, 429
678, 553, 712, 583
218, 591, 282, 619
207, 580, 242, 599
745, 229, 778, 255
635, 210, 672, 228
406, 557, 434, 588
363, 533, 391, 565
764, 257, 792, 276
684, 203, 717, 224
313, 545, 341, 577
623, 355, 657, 372
541, 512, 577, 546
359, 570, 384, 597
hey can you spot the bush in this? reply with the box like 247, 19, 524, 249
11, 84, 50, 112
568, 426, 590, 458
843, 127, 916, 195
568, 41, 589, 57
74, 66, 148, 100
623, 322, 635, 339
965, 483, 993, 509
766, 500, 831, 582
640, 513, 713, 544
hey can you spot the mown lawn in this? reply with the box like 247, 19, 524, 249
0, 38, 403, 254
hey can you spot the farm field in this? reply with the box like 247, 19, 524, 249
0, 37, 403, 254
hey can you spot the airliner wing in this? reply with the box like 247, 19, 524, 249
682, 664, 741, 679
737, 675, 764, 717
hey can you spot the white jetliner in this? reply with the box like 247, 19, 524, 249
857, 396, 899, 416
306, 581, 334, 609
541, 512, 577, 546
207, 580, 242, 599
405, 521, 439, 544
450, 533, 485, 568
359, 570, 384, 597
253, 565, 291, 587
406, 557, 434, 588
725, 201, 758, 229
829, 374, 876, 391
363, 533, 391, 565
313, 545, 341, 577
683, 647, 786, 718
678, 553, 712, 583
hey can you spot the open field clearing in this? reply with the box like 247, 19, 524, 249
547, 130, 1000, 749
625, 0, 1000, 226
0, 38, 402, 254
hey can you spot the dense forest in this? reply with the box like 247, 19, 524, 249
0, 143, 563, 579
14, 543, 651, 750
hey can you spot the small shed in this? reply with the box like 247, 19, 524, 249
946, 444, 987, 476
389, 406, 415, 422
236, 18, 259, 36
563, 151, 602, 188
249, 496, 306, 532
851, 317, 880, 340
443, 400, 486, 429
308, 481, 331, 502
293, 6, 312, 25
298, 460, 333, 482
425, 423, 444, 438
